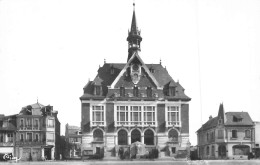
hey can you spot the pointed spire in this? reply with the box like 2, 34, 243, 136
217, 103, 225, 120
131, 3, 138, 32
127, 2, 142, 61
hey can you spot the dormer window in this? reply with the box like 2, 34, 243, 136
94, 85, 102, 96
133, 86, 138, 97
169, 87, 175, 96
233, 115, 242, 122
120, 87, 125, 97
147, 87, 152, 97
149, 68, 154, 73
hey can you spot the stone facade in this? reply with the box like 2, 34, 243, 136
80, 4, 191, 159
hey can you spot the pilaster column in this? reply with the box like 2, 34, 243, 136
115, 135, 118, 145
41, 148, 44, 160
128, 135, 131, 145
51, 147, 55, 160
141, 135, 144, 143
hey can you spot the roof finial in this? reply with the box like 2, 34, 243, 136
37, 97, 38, 103
104, 58, 106, 64
160, 58, 162, 65
133, 1, 135, 10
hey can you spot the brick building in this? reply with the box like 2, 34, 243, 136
80, 4, 191, 159
196, 103, 255, 159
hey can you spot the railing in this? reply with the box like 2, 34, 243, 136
166, 121, 181, 127
91, 121, 106, 127
115, 121, 157, 127
16, 140, 45, 145
19, 126, 39, 130
0, 142, 14, 146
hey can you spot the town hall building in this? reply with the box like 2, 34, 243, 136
80, 4, 191, 159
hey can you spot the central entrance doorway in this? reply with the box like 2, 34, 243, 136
218, 145, 226, 158
131, 129, 141, 143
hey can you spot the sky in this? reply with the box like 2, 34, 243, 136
0, 0, 260, 146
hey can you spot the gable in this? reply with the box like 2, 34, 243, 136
115, 67, 157, 88
110, 51, 161, 89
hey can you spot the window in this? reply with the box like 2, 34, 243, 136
233, 116, 242, 122
35, 134, 39, 142
95, 86, 101, 95
211, 146, 215, 156
143, 106, 155, 125
120, 87, 125, 97
117, 106, 128, 125
93, 129, 103, 142
232, 130, 237, 138
7, 133, 13, 142
27, 133, 32, 142
144, 129, 154, 145
34, 119, 39, 129
172, 147, 176, 154
245, 130, 251, 138
118, 129, 128, 145
147, 87, 152, 97
20, 134, 24, 142
233, 145, 250, 155
168, 129, 178, 141
218, 130, 224, 139
133, 86, 138, 97
130, 106, 141, 125
92, 106, 104, 125
169, 87, 175, 96
206, 146, 210, 155
20, 119, 24, 127
48, 119, 54, 127
0, 134, 3, 142
26, 118, 32, 128
47, 133, 54, 142
167, 106, 180, 126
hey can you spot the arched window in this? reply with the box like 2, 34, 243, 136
144, 129, 154, 145
131, 129, 141, 143
93, 129, 103, 142
118, 129, 128, 145
206, 146, 210, 155
211, 146, 215, 156
168, 129, 178, 141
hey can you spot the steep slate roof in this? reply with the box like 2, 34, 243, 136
196, 117, 218, 133
80, 63, 190, 100
0, 115, 17, 131
225, 112, 254, 126
19, 102, 45, 115
197, 111, 254, 133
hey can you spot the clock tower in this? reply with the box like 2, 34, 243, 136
127, 3, 142, 62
